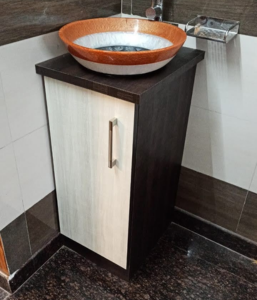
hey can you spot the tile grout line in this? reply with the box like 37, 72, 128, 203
0, 73, 13, 146
0, 72, 28, 274
2, 122, 49, 258
0, 122, 48, 150
10, 120, 53, 259
236, 162, 257, 232
191, 102, 257, 125
11, 123, 48, 145
235, 190, 249, 232
0, 65, 48, 148
0, 72, 48, 147
0, 68, 49, 259
10, 141, 33, 257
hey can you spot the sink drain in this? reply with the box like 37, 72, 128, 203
95, 45, 149, 52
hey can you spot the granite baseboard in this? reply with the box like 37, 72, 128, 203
0, 234, 62, 293
173, 207, 257, 260
0, 191, 59, 277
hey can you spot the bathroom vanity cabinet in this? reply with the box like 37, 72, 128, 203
36, 47, 204, 280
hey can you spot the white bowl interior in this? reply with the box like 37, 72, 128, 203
74, 32, 173, 50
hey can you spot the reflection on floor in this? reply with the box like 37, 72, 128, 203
1, 223, 257, 300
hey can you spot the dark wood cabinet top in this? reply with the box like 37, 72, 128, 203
36, 47, 204, 104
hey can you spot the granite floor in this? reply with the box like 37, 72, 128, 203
1, 223, 257, 299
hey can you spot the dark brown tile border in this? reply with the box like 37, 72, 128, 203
175, 167, 257, 255
0, 1, 120, 46
0, 190, 60, 293
0, 214, 31, 275
131, 0, 175, 23
237, 192, 257, 242
26, 191, 59, 255
122, 0, 132, 14
0, 190, 60, 275
176, 167, 246, 231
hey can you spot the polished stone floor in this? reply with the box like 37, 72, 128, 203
1, 223, 257, 299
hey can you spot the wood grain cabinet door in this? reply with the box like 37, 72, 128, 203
45, 77, 135, 269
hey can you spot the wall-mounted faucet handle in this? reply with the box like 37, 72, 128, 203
146, 0, 163, 21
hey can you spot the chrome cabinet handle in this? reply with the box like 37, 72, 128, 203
108, 118, 117, 168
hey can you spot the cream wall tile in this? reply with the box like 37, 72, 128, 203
0, 31, 67, 229
0, 74, 11, 148
1, 68, 48, 141
178, 26, 257, 190
182, 31, 257, 124
0, 31, 67, 141
0, 32, 67, 72
182, 106, 257, 190
0, 144, 23, 230
13, 126, 55, 210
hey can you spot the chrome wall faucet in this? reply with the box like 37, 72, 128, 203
145, 0, 163, 21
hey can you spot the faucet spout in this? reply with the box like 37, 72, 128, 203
146, 0, 163, 21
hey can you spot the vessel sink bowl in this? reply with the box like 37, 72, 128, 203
59, 18, 187, 75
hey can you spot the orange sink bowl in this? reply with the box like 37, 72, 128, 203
59, 18, 187, 75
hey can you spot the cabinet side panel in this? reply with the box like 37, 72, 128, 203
129, 67, 197, 275
44, 77, 134, 269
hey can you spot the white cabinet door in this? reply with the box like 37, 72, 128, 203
45, 77, 135, 268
